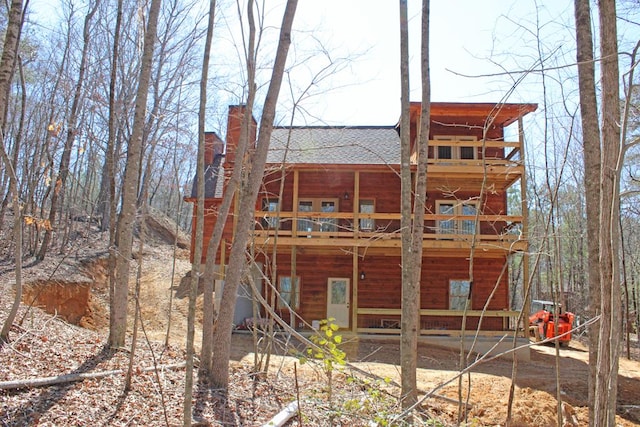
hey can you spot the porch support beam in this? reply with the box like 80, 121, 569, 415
352, 248, 358, 333
519, 116, 530, 337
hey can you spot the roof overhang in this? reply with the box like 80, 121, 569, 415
410, 101, 538, 127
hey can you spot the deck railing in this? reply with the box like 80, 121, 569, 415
253, 211, 523, 245
356, 308, 522, 337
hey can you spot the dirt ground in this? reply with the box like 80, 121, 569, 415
120, 244, 640, 426
2, 233, 640, 425
222, 334, 640, 426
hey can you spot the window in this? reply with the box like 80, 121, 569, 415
297, 198, 338, 233
298, 200, 314, 233
320, 201, 337, 232
438, 202, 455, 234
460, 203, 477, 234
359, 199, 375, 231
437, 145, 452, 159
449, 280, 470, 310
437, 200, 478, 235
261, 198, 279, 229
434, 135, 477, 160
459, 146, 476, 160
278, 276, 300, 309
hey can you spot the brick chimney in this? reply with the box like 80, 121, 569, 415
205, 132, 224, 165
224, 105, 257, 172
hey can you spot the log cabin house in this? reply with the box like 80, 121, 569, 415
186, 101, 537, 338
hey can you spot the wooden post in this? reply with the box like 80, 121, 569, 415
352, 249, 359, 333
290, 246, 297, 329
352, 171, 360, 332
292, 169, 299, 237
291, 170, 299, 329
354, 171, 360, 237
519, 116, 530, 337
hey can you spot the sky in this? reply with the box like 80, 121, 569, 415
25, 0, 639, 131
278, 0, 578, 126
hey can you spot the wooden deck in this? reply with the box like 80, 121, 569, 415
251, 212, 525, 255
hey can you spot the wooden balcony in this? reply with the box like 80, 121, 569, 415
252, 211, 525, 256
422, 139, 524, 190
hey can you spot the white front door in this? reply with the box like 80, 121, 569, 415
327, 278, 350, 328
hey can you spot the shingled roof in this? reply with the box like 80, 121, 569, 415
266, 126, 400, 165
203, 126, 400, 199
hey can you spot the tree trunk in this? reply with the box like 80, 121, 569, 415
573, 3, 601, 423
184, 0, 216, 424
0, 54, 26, 235
105, 0, 124, 357
0, 0, 25, 343
398, 0, 429, 411
0, 141, 22, 344
109, 0, 162, 349
209, 0, 298, 390
125, 193, 148, 392
200, 0, 257, 378
594, 0, 622, 424
0, 0, 24, 132
398, 2, 412, 404
96, 0, 123, 232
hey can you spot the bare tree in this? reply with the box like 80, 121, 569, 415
109, 0, 163, 349
573, 0, 601, 423
199, 0, 258, 377
0, 0, 24, 132
102, 0, 124, 356
0, 0, 25, 344
138, 0, 205, 210
397, 0, 414, 407
95, 0, 123, 234
593, 0, 622, 424
0, 58, 25, 232
0, 136, 22, 344
209, 0, 298, 390
37, 0, 100, 261
183, 0, 216, 424
399, 0, 430, 412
